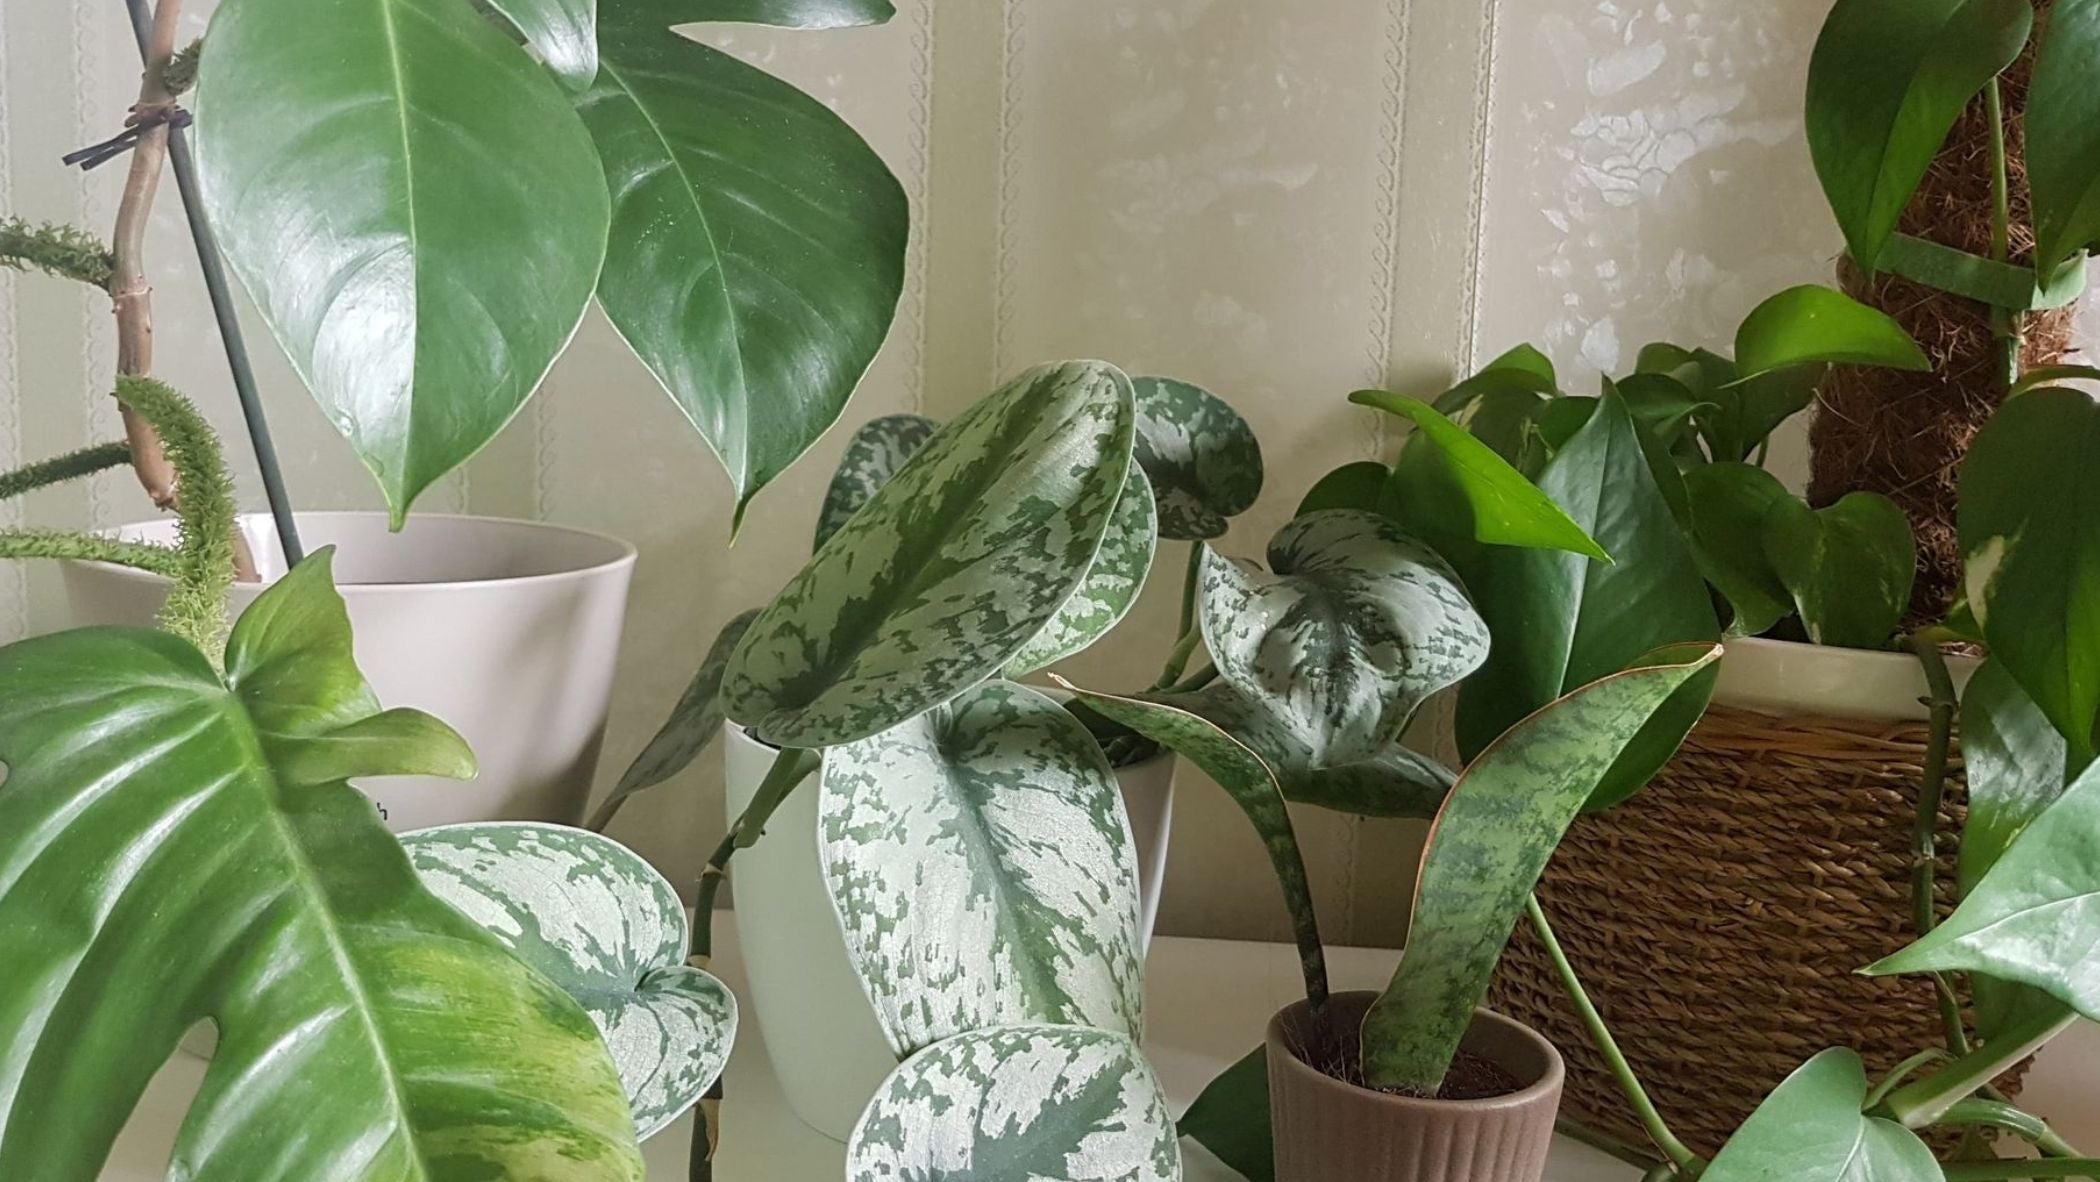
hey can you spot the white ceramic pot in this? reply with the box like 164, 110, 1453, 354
1714, 634, 1981, 720
62, 512, 636, 831
724, 724, 1177, 1141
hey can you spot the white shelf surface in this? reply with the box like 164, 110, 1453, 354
101, 913, 2100, 1179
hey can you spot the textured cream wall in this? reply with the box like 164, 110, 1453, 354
5, 0, 2071, 944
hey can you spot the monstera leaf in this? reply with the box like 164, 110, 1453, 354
487, 0, 599, 89
848, 1026, 1180, 1182
1130, 377, 1262, 540
581, 0, 908, 525
819, 681, 1144, 1057
1702, 1050, 1939, 1182
815, 414, 940, 549
590, 608, 759, 830
194, 0, 611, 524
0, 553, 643, 1180
1200, 509, 1489, 767
1359, 643, 1723, 1093
722, 362, 1135, 748
401, 823, 735, 1139
1008, 465, 1158, 676
1762, 492, 1916, 649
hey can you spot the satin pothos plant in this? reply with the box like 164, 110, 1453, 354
190, 0, 908, 525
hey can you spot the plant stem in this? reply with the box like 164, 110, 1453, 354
1526, 894, 1703, 1174
1880, 1004, 2077, 1129
1161, 664, 1218, 695
1863, 1047, 1953, 1110
1942, 1162, 2100, 1181
1984, 78, 2021, 390
1152, 628, 1204, 690
0, 530, 182, 577
1176, 541, 1201, 638
1908, 632, 1970, 1055
1938, 1098, 2090, 1162
0, 442, 132, 501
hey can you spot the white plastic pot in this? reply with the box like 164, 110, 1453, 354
62, 512, 636, 831
1713, 634, 1981, 720
724, 723, 1177, 1142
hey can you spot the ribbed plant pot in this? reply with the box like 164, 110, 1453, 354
1267, 992, 1563, 1182
723, 723, 1177, 1141
1488, 635, 2004, 1156
62, 512, 636, 831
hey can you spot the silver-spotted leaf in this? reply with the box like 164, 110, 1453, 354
722, 361, 1135, 748
0, 552, 642, 1181
193, 0, 610, 525
582, 0, 909, 524
1202, 509, 1488, 768
847, 1026, 1180, 1182
1007, 464, 1159, 676
815, 414, 940, 549
590, 608, 759, 831
819, 681, 1144, 1057
1703, 1049, 1941, 1182
401, 822, 735, 1139
1131, 376, 1262, 541
1171, 679, 1455, 818
1361, 642, 1724, 1093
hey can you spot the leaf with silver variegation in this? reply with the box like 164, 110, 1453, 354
1131, 376, 1262, 540
848, 1026, 1180, 1182
1008, 464, 1159, 676
819, 681, 1144, 1058
402, 822, 736, 1139
1201, 509, 1489, 767
815, 414, 941, 550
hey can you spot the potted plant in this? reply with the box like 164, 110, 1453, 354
43, 0, 910, 832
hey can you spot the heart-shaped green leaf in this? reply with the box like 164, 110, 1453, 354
819, 681, 1144, 1057
2028, 0, 2100, 271
1295, 460, 1392, 518
1201, 509, 1489, 767
1053, 680, 1327, 1003
1131, 377, 1262, 541
591, 608, 758, 830
815, 414, 940, 549
1684, 462, 1795, 636
1761, 492, 1916, 649
486, 0, 598, 89
1806, 0, 2033, 270
1007, 464, 1158, 676
1360, 642, 1724, 1093
581, 0, 909, 525
1698, 365, 1824, 463
401, 822, 735, 1139
1354, 390, 1608, 560
193, 0, 611, 525
722, 361, 1135, 748
1732, 285, 1930, 382
1960, 388, 2100, 764
1178, 1046, 1274, 1182
1432, 343, 1559, 416
848, 1026, 1180, 1182
1702, 1049, 1941, 1182
0, 553, 643, 1181
1453, 391, 1720, 811
1868, 755, 2100, 1021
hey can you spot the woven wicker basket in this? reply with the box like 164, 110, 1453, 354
1487, 702, 2008, 1157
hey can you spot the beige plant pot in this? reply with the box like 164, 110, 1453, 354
1266, 992, 1564, 1182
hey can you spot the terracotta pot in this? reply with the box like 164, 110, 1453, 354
1266, 992, 1564, 1182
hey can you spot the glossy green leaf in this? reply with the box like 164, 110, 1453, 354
1360, 643, 1723, 1093
847, 1026, 1180, 1182
1294, 460, 1391, 518
1460, 388, 1553, 475
1432, 343, 1559, 416
1452, 391, 1721, 810
815, 414, 939, 549
0, 553, 642, 1181
1130, 376, 1262, 541
1868, 756, 2100, 1020
675, 0, 894, 26
1699, 365, 1823, 464
1806, 0, 2033, 270
722, 361, 1135, 748
1007, 464, 1158, 676
1354, 390, 1608, 561
487, 0, 598, 89
1053, 681, 1327, 1002
1702, 1049, 1941, 1182
1732, 285, 1929, 382
591, 608, 758, 830
1201, 510, 1489, 767
402, 822, 735, 1139
820, 681, 1144, 1057
1684, 462, 1795, 636
1612, 372, 1714, 451
582, 0, 909, 524
1762, 492, 1915, 649
1177, 1046, 1273, 1182
193, 0, 610, 525
2028, 0, 2100, 271
1959, 388, 2100, 764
